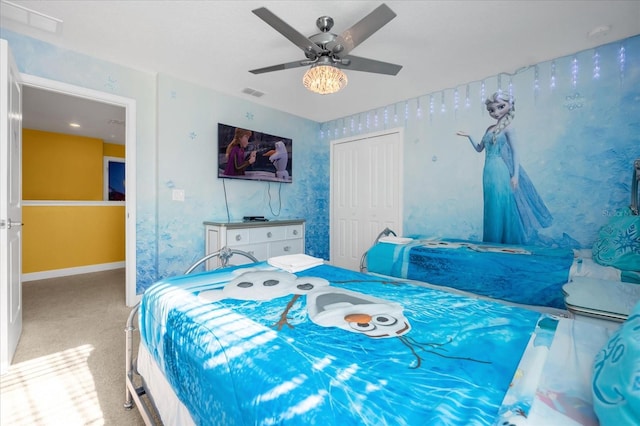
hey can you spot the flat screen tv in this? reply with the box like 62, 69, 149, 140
217, 123, 293, 183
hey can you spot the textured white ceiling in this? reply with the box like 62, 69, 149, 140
21, 86, 126, 144
3, 0, 640, 141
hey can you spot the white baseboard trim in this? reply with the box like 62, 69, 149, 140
22, 261, 126, 282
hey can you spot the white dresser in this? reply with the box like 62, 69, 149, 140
203, 219, 305, 270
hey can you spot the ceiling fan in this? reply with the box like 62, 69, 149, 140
249, 3, 402, 93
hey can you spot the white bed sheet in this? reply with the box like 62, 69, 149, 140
496, 317, 612, 425
137, 341, 196, 426
570, 250, 623, 281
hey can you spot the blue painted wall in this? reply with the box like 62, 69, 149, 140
1, 28, 327, 293
155, 74, 326, 278
2, 27, 638, 293
324, 35, 640, 249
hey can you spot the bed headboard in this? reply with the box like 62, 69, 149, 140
631, 158, 640, 215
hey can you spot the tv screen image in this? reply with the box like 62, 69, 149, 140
218, 123, 293, 183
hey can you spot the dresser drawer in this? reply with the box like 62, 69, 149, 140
286, 224, 304, 239
269, 238, 303, 257
226, 228, 250, 245
204, 220, 305, 271
234, 243, 269, 262
250, 226, 287, 243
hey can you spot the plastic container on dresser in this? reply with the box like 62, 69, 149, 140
203, 219, 305, 270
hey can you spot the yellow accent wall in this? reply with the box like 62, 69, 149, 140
23, 129, 104, 200
104, 142, 125, 158
22, 205, 125, 273
22, 129, 127, 274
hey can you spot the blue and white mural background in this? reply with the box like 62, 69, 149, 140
2, 27, 638, 294
155, 74, 323, 278
325, 35, 639, 248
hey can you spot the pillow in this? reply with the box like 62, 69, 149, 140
592, 212, 640, 272
592, 300, 640, 425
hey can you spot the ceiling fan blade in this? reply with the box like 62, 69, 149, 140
249, 60, 308, 75
341, 55, 402, 75
252, 7, 324, 58
329, 4, 397, 58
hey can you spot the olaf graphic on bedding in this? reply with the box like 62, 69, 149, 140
198, 270, 411, 339
199, 270, 491, 368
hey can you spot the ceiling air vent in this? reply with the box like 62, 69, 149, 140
242, 88, 265, 98
1, 0, 63, 33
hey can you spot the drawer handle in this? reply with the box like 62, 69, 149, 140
267, 232, 273, 238
235, 235, 242, 241
292, 230, 298, 236
248, 251, 254, 255
284, 246, 291, 252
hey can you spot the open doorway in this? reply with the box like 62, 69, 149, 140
20, 74, 137, 306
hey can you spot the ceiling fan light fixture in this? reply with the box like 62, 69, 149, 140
302, 64, 348, 95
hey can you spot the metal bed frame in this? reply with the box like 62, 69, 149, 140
359, 227, 396, 272
123, 247, 258, 425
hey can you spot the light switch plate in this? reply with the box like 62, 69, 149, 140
172, 189, 185, 201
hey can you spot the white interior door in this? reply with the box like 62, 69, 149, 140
1, 39, 23, 374
330, 129, 403, 270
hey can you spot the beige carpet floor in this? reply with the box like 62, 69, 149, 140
0, 269, 147, 426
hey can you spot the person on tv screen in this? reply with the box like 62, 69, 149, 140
224, 128, 256, 176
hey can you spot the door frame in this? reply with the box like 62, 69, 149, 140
21, 74, 137, 306
329, 127, 404, 268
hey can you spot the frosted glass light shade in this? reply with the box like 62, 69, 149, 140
302, 65, 348, 95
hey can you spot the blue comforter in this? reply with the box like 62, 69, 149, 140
140, 263, 555, 425
366, 239, 574, 308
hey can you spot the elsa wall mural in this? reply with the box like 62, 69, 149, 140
457, 92, 553, 245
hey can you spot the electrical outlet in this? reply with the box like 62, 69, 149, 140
172, 189, 185, 201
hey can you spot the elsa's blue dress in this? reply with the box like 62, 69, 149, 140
481, 132, 552, 244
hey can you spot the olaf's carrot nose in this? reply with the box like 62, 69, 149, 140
344, 313, 372, 323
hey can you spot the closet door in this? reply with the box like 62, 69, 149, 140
330, 129, 403, 270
